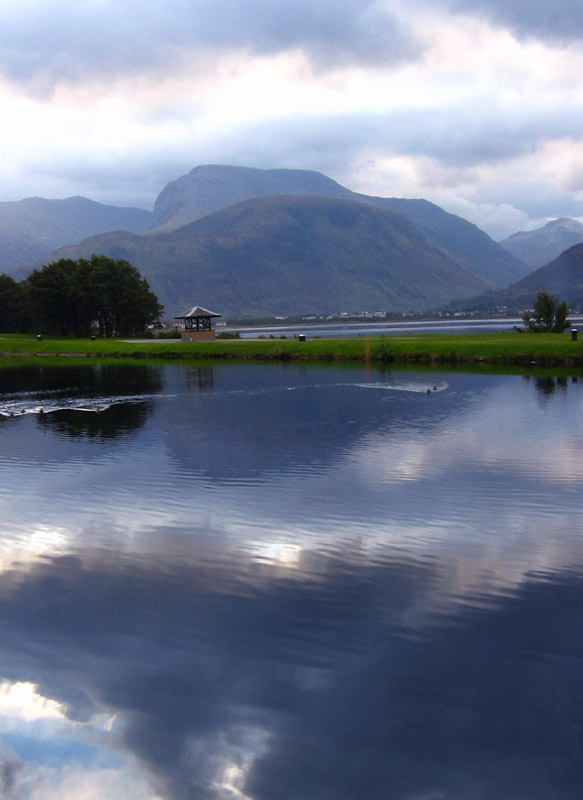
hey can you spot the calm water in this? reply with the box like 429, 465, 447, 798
229, 315, 583, 338
1, 361, 583, 799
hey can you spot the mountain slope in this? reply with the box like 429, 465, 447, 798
363, 196, 528, 285
148, 164, 353, 231
148, 164, 526, 287
459, 243, 583, 311
499, 218, 583, 269
27, 195, 493, 317
510, 243, 583, 307
0, 196, 152, 273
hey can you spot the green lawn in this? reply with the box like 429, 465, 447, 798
0, 331, 582, 368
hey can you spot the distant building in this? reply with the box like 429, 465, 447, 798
174, 305, 222, 341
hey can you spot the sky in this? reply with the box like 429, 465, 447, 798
1, 0, 583, 240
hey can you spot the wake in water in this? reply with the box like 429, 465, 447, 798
0, 380, 447, 417
278, 380, 448, 396
354, 380, 448, 394
0, 393, 151, 418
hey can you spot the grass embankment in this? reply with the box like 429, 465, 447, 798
0, 332, 582, 367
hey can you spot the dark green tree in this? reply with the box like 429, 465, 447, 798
25, 259, 82, 336
522, 291, 570, 333
0, 273, 29, 332
78, 255, 162, 337
25, 255, 162, 337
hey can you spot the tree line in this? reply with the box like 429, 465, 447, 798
0, 255, 162, 337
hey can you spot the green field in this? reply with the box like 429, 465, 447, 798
1, 331, 582, 369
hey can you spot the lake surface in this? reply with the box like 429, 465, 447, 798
1, 361, 583, 799
228, 315, 583, 339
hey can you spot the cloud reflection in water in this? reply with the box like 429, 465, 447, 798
0, 364, 583, 798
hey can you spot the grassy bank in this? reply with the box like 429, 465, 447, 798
1, 332, 582, 367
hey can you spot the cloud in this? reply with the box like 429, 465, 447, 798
0, 0, 422, 94
449, 0, 583, 43
0, 750, 24, 800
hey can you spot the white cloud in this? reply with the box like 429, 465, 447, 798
0, 681, 65, 722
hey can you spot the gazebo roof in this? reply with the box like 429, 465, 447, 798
174, 305, 222, 320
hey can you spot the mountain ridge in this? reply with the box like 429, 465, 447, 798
0, 196, 152, 273
24, 194, 493, 317
145, 164, 527, 287
5, 164, 531, 318
499, 217, 583, 270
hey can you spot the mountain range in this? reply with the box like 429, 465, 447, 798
5, 164, 583, 318
0, 196, 151, 273
499, 218, 583, 270
6, 165, 532, 317
43, 194, 500, 316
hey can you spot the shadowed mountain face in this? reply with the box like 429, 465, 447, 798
32, 195, 493, 317
499, 218, 583, 270
368, 196, 530, 286
459, 242, 583, 311
510, 243, 583, 307
147, 164, 527, 287
148, 164, 354, 232
0, 196, 152, 273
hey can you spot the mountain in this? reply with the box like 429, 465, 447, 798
458, 243, 583, 312
0, 196, 152, 273
27, 195, 493, 317
510, 243, 583, 308
148, 165, 527, 287
148, 164, 353, 231
499, 218, 583, 270
363, 196, 529, 286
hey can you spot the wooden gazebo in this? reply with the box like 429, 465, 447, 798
174, 305, 222, 341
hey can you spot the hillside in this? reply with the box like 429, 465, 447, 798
511, 244, 583, 307
148, 164, 353, 231
0, 196, 152, 273
29, 195, 493, 318
147, 165, 527, 287
364, 196, 528, 286
460, 243, 583, 312
499, 218, 583, 269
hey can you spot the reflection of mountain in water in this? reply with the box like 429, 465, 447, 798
160, 365, 475, 481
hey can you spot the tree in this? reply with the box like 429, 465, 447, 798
522, 291, 570, 333
0, 273, 28, 332
25, 255, 162, 337
25, 259, 85, 336
76, 255, 162, 338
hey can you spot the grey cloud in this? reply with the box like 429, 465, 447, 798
201, 101, 583, 180
0, 0, 422, 92
449, 0, 583, 42
18, 101, 583, 233
0, 751, 24, 800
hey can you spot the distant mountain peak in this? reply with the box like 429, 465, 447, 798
500, 217, 583, 269
148, 164, 353, 232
